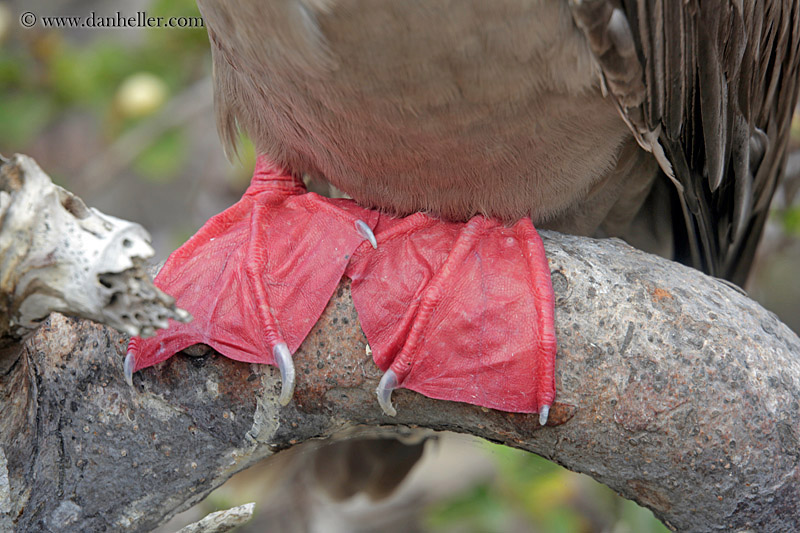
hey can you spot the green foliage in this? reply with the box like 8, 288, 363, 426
427, 484, 515, 533
0, 0, 207, 183
781, 206, 800, 237
48, 40, 133, 107
0, 91, 54, 146
426, 443, 670, 533
230, 133, 258, 187
134, 129, 187, 182
0, 49, 25, 86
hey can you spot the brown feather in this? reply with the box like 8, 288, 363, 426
198, 0, 636, 227
572, 0, 800, 284
199, 0, 800, 284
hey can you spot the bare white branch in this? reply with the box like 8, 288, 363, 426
175, 503, 255, 533
0, 153, 189, 342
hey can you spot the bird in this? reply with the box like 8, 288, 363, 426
127, 0, 800, 501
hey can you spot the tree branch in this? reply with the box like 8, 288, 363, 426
2, 222, 799, 531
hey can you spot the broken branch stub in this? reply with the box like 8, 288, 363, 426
0, 153, 189, 344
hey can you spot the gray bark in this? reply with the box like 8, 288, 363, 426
1, 229, 798, 532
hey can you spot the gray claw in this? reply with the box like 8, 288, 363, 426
539, 404, 550, 426
376, 369, 398, 416
274, 342, 295, 406
355, 219, 377, 249
124, 351, 135, 387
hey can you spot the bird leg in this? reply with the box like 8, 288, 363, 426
346, 214, 556, 423
128, 157, 555, 423
126, 156, 378, 402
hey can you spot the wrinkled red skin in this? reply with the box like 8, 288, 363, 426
129, 157, 555, 414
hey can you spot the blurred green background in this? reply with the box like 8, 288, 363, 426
1, 1, 797, 531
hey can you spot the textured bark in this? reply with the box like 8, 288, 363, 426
0, 232, 798, 533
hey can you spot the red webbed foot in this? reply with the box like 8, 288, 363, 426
126, 157, 377, 402
346, 214, 556, 424
127, 157, 555, 422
